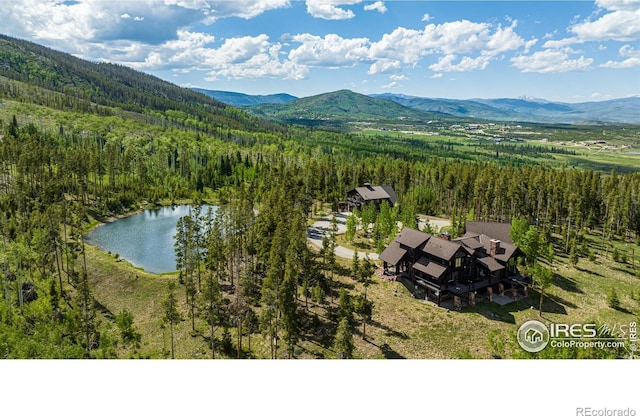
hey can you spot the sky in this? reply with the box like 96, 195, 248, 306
1, 0, 639, 102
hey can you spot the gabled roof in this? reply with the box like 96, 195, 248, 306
465, 221, 513, 244
379, 241, 407, 266
422, 237, 464, 261
413, 257, 447, 279
395, 227, 430, 250
478, 234, 519, 263
454, 235, 484, 250
349, 184, 395, 203
381, 185, 398, 205
478, 256, 505, 272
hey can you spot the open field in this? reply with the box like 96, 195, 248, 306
360, 125, 640, 173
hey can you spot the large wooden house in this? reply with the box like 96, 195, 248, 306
342, 183, 397, 211
379, 223, 524, 306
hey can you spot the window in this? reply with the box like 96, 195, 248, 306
455, 257, 463, 268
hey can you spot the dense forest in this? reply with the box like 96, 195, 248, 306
0, 35, 639, 358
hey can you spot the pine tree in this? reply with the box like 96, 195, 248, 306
345, 212, 357, 242
338, 288, 353, 326
533, 264, 554, 317
199, 273, 223, 358
569, 243, 579, 267
356, 256, 374, 339
607, 288, 620, 310
334, 317, 354, 359
163, 281, 182, 359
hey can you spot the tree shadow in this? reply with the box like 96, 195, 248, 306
93, 299, 115, 322
541, 293, 573, 313
553, 273, 584, 293
365, 338, 405, 359
366, 319, 410, 340
576, 266, 604, 277
460, 300, 521, 324
612, 306, 634, 315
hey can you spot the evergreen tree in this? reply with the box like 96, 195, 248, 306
569, 243, 579, 267
115, 309, 141, 347
334, 317, 355, 359
338, 288, 353, 326
345, 213, 357, 242
199, 273, 223, 358
606, 288, 620, 310
162, 281, 182, 359
533, 264, 554, 317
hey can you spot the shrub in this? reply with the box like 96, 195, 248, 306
612, 248, 620, 262
606, 288, 620, 310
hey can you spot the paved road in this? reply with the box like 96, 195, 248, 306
307, 212, 379, 260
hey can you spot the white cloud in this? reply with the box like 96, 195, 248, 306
595, 0, 640, 12
483, 22, 529, 56
570, 9, 640, 42
368, 60, 401, 75
511, 49, 594, 73
305, 0, 362, 20
545, 0, 640, 47
421, 13, 432, 22
601, 57, 640, 68
601, 44, 640, 68
390, 74, 408, 81
121, 13, 131, 19
134, 16, 145, 21
381, 81, 399, 89
430, 73, 443, 79
542, 37, 581, 49
429, 54, 491, 72
368, 20, 528, 73
620, 44, 640, 56
368, 27, 426, 63
288, 33, 369, 66
364, 1, 386, 13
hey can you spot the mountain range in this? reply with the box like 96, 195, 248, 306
374, 93, 640, 124
194, 86, 640, 125
192, 88, 297, 107
0, 33, 637, 129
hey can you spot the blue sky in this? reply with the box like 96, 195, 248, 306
1, 1, 639, 102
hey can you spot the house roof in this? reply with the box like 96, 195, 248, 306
478, 256, 505, 272
453, 236, 484, 250
350, 184, 395, 203
379, 241, 407, 266
381, 185, 398, 205
478, 234, 519, 263
422, 237, 464, 261
395, 227, 430, 249
413, 257, 447, 279
465, 221, 513, 244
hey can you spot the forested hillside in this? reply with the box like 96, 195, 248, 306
1, 35, 639, 358
0, 35, 282, 134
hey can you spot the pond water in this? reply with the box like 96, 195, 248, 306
85, 205, 217, 274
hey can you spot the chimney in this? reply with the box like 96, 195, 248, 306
441, 231, 451, 241
490, 239, 500, 257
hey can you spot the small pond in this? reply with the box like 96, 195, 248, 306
85, 205, 217, 274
